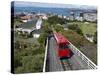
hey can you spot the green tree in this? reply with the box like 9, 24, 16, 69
54, 25, 64, 32
15, 54, 44, 73
43, 23, 52, 34
76, 28, 83, 36
38, 33, 47, 45
67, 24, 78, 30
14, 41, 20, 49
47, 15, 59, 25
58, 18, 66, 25
47, 15, 66, 25
14, 53, 22, 68
93, 31, 97, 44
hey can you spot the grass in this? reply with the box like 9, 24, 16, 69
68, 21, 97, 35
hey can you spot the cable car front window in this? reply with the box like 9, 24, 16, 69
59, 44, 69, 49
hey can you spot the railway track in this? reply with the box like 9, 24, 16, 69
60, 59, 73, 70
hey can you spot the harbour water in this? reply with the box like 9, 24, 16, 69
14, 7, 96, 16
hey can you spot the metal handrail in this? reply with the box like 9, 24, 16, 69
43, 38, 48, 72
69, 42, 97, 69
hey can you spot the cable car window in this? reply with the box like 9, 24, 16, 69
59, 44, 69, 49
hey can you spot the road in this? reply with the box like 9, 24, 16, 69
46, 37, 89, 72
36, 19, 42, 29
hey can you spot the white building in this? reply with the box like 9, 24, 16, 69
15, 28, 33, 34
75, 16, 83, 21
32, 30, 41, 38
22, 20, 28, 23
33, 34, 40, 38
36, 13, 48, 20
83, 12, 97, 22
42, 15, 48, 20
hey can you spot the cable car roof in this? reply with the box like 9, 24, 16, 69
54, 32, 69, 44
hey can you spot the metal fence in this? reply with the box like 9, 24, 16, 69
69, 42, 97, 69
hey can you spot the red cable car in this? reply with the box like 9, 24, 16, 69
54, 32, 72, 59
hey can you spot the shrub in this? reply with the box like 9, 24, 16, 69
68, 24, 83, 35
93, 31, 97, 44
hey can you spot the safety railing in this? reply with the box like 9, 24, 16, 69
43, 38, 48, 72
69, 42, 97, 69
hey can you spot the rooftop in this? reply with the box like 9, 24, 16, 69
18, 19, 37, 29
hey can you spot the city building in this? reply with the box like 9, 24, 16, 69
83, 11, 97, 22
20, 13, 33, 22
36, 13, 48, 20
75, 16, 83, 21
